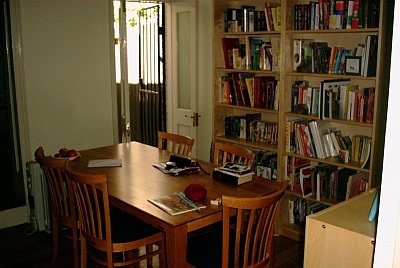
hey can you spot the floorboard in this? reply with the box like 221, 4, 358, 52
0, 223, 304, 267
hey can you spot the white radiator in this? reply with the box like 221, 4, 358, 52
26, 161, 51, 233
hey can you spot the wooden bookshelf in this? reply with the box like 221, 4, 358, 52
303, 188, 377, 267
212, 0, 394, 241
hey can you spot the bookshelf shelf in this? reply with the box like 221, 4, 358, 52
216, 68, 280, 75
215, 31, 281, 36
287, 28, 380, 34
213, 0, 393, 241
284, 71, 377, 80
284, 152, 369, 172
215, 135, 279, 152
285, 190, 342, 207
284, 112, 374, 127
217, 102, 279, 114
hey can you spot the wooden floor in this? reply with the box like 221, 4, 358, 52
0, 223, 304, 268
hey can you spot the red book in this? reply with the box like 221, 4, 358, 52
366, 87, 375, 124
222, 38, 240, 69
264, 2, 274, 31
351, 0, 360, 28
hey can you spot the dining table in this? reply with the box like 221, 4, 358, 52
69, 141, 283, 268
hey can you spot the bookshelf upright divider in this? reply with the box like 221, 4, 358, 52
212, 0, 393, 241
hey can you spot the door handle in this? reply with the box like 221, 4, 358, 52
190, 112, 201, 127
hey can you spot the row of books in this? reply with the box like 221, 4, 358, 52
292, 79, 375, 123
220, 73, 279, 110
287, 157, 369, 202
225, 114, 278, 145
253, 150, 278, 181
222, 37, 280, 71
286, 118, 371, 164
224, 2, 281, 33
293, 0, 380, 30
289, 198, 327, 226
294, 35, 378, 77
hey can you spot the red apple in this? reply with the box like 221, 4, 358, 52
59, 148, 69, 157
67, 149, 78, 157
54, 153, 63, 158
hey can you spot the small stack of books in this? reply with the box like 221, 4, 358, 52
213, 162, 254, 185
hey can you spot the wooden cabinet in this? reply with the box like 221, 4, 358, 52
212, 0, 393, 241
303, 188, 377, 267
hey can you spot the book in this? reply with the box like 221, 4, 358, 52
219, 75, 229, 103
152, 162, 200, 175
300, 164, 317, 198
245, 77, 255, 107
364, 35, 378, 77
320, 79, 351, 119
87, 159, 122, 167
238, 73, 255, 107
222, 38, 240, 69
241, 5, 255, 32
218, 162, 252, 174
289, 199, 295, 223
213, 168, 254, 185
337, 168, 357, 201
308, 120, 326, 159
147, 192, 206, 216
346, 171, 369, 199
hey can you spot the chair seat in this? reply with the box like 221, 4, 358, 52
110, 206, 162, 244
187, 225, 222, 268
187, 224, 247, 268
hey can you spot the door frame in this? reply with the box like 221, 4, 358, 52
166, 1, 199, 157
0, 0, 31, 228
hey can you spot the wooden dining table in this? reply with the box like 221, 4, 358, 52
69, 141, 283, 268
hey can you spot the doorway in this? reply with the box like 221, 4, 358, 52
0, 0, 25, 211
114, 1, 165, 147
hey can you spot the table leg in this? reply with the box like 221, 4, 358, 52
164, 224, 188, 268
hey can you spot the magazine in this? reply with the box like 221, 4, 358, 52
218, 162, 252, 174
148, 192, 206, 215
152, 162, 200, 175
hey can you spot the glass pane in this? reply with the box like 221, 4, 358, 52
177, 11, 190, 110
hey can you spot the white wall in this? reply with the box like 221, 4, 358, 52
19, 0, 116, 158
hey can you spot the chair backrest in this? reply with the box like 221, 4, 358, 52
35, 147, 77, 229
157, 131, 195, 157
221, 181, 288, 268
213, 142, 255, 167
64, 163, 114, 266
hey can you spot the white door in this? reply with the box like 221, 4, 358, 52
170, 2, 199, 157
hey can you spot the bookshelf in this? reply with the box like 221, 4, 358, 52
303, 188, 377, 267
212, 0, 394, 241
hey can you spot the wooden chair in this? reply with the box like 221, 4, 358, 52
186, 181, 288, 267
213, 142, 255, 167
34, 146, 79, 268
64, 163, 166, 268
222, 180, 288, 268
157, 131, 194, 157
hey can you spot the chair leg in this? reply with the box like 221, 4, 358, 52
51, 216, 59, 267
80, 235, 87, 268
72, 228, 79, 268
158, 241, 166, 268
146, 244, 153, 266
